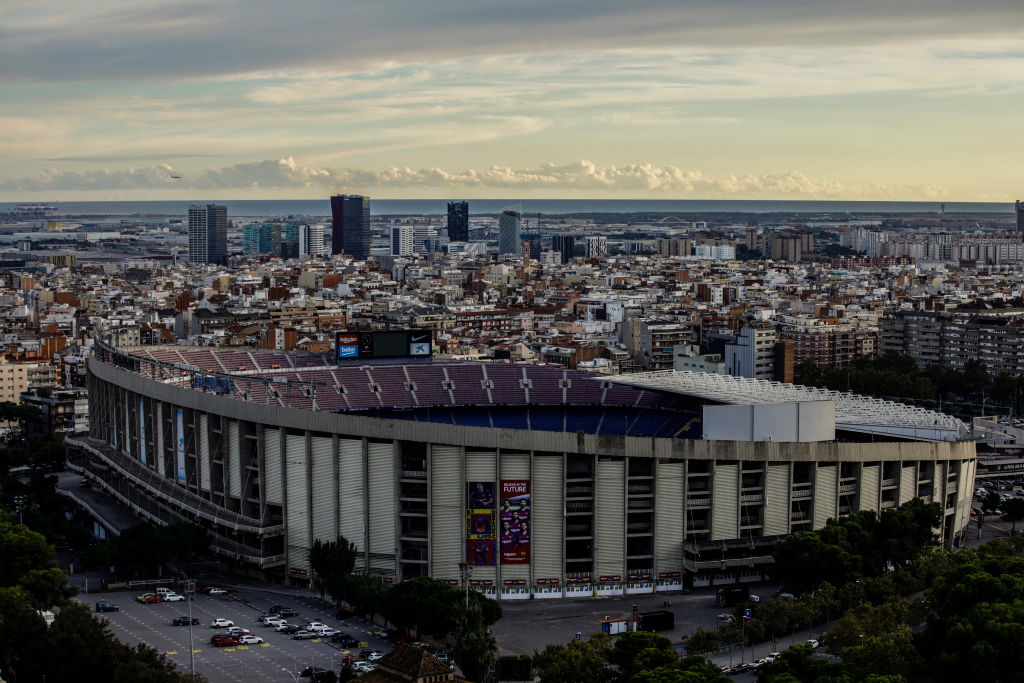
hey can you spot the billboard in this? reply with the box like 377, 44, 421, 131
500, 480, 530, 564
336, 330, 432, 361
466, 482, 496, 566
175, 408, 186, 482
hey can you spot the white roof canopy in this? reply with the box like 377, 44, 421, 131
606, 370, 969, 442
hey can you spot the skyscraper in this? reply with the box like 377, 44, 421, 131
552, 235, 575, 264
298, 224, 324, 258
188, 204, 227, 266
390, 225, 413, 256
498, 205, 522, 257
1016, 200, 1024, 235
585, 235, 608, 258
447, 201, 469, 242
330, 194, 371, 259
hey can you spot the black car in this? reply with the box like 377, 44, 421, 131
95, 601, 119, 613
334, 608, 354, 620
172, 616, 200, 626
271, 606, 298, 617
279, 624, 301, 634
299, 667, 337, 683
331, 633, 358, 646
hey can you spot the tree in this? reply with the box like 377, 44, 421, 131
755, 643, 849, 682
453, 625, 498, 682
838, 625, 922, 681
1001, 497, 1024, 534
310, 535, 359, 598
983, 491, 1002, 513
607, 631, 676, 682
533, 634, 613, 683
684, 627, 720, 656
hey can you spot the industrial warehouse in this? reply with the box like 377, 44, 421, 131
69, 337, 977, 601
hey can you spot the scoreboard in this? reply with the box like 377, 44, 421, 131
335, 330, 432, 361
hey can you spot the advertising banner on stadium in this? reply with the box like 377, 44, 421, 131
175, 408, 186, 482
139, 399, 146, 466
500, 480, 530, 564
466, 482, 496, 566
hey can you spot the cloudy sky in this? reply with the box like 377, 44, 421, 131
2, 0, 1023, 201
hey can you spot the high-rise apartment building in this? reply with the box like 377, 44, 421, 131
330, 194, 371, 259
584, 235, 608, 258
188, 204, 228, 266
447, 201, 469, 242
242, 223, 277, 255
390, 225, 414, 257
552, 235, 575, 264
298, 224, 324, 258
498, 205, 522, 256
725, 327, 777, 380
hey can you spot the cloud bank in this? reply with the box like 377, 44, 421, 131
1, 0, 1021, 82
0, 157, 947, 200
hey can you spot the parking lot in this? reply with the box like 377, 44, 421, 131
77, 586, 397, 682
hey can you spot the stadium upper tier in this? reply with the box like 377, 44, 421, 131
117, 345, 672, 413
608, 370, 970, 442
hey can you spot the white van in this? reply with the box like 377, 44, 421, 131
155, 587, 174, 596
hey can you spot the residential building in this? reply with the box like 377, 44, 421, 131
298, 224, 324, 258
187, 204, 228, 266
585, 235, 608, 258
725, 327, 778, 380
391, 225, 414, 257
552, 235, 575, 264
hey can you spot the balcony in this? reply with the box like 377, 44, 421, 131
740, 494, 763, 504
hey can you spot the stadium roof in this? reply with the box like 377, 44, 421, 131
606, 370, 970, 442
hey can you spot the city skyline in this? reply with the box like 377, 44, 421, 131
1, 1, 1023, 201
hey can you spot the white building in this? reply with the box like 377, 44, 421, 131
298, 224, 325, 258
585, 235, 608, 258
391, 225, 414, 257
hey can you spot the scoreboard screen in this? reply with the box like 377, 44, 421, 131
336, 330, 432, 361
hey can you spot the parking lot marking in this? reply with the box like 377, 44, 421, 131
311, 638, 321, 643
259, 643, 270, 647
165, 651, 178, 655
237, 646, 249, 650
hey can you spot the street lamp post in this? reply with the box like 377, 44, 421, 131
185, 578, 196, 679
458, 562, 472, 616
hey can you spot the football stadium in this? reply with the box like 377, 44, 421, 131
69, 336, 976, 600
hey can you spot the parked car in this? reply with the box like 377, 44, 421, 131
136, 593, 161, 604
410, 641, 428, 649
331, 633, 358, 646
299, 667, 337, 682
276, 623, 300, 634
172, 616, 200, 626
95, 601, 119, 613
269, 606, 298, 617
225, 626, 251, 636
207, 587, 228, 596
352, 661, 375, 673
366, 650, 384, 662
262, 617, 285, 628
237, 634, 264, 645
161, 593, 185, 602
748, 594, 761, 603
317, 628, 340, 638
210, 618, 234, 628
377, 629, 390, 638
304, 622, 329, 631
292, 630, 317, 640
210, 634, 239, 647
807, 639, 820, 649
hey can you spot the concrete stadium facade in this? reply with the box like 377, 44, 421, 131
70, 342, 977, 600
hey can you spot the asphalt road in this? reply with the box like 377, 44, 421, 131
77, 587, 397, 683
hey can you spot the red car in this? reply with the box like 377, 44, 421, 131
136, 593, 161, 604
210, 634, 240, 647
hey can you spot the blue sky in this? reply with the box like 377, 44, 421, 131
1, 0, 1023, 200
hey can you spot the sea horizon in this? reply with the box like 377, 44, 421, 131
0, 198, 1014, 218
